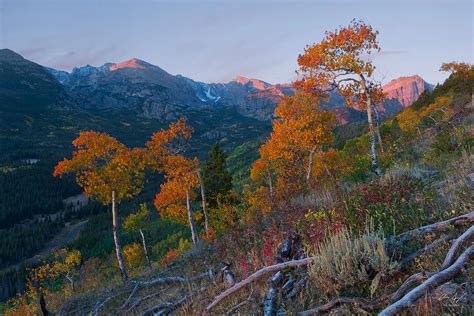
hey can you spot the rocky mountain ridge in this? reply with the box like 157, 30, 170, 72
45, 56, 433, 123
1, 49, 433, 125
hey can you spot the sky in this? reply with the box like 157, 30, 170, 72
1, 0, 472, 85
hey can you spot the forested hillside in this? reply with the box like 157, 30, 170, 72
1, 20, 472, 316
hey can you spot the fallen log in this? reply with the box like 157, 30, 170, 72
120, 276, 186, 310
121, 271, 212, 311
286, 277, 305, 299
396, 235, 452, 271
378, 245, 474, 316
440, 225, 474, 270
299, 228, 469, 315
390, 211, 474, 245
206, 257, 315, 311
126, 289, 166, 312
263, 232, 305, 315
298, 271, 436, 315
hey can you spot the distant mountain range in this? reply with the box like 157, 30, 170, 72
1, 48, 433, 126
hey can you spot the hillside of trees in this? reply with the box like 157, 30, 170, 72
1, 22, 473, 315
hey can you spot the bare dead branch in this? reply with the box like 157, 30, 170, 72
390, 211, 474, 246
206, 257, 314, 311
396, 235, 453, 271
379, 245, 474, 316
121, 272, 212, 311
440, 225, 474, 270
298, 271, 436, 315
126, 289, 166, 312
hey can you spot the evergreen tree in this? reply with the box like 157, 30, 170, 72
203, 144, 233, 207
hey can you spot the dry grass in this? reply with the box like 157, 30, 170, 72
435, 148, 473, 215
307, 224, 394, 299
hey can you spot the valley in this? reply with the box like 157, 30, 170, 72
0, 13, 471, 313
0, 48, 440, 302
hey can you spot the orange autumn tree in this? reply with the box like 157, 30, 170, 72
154, 156, 201, 244
295, 20, 384, 175
274, 91, 336, 182
53, 132, 146, 281
146, 119, 207, 243
251, 91, 336, 201
145, 118, 193, 165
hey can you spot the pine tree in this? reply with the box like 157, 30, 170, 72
203, 144, 233, 207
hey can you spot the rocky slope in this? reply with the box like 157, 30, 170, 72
0, 49, 74, 112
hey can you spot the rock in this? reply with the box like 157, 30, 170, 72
383, 75, 434, 108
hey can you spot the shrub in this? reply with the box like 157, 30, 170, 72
157, 238, 191, 267
308, 225, 394, 297
160, 248, 179, 267
123, 243, 146, 272
343, 176, 431, 235
423, 125, 469, 168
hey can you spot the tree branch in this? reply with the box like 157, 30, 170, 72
379, 245, 474, 316
205, 257, 314, 311
440, 225, 474, 270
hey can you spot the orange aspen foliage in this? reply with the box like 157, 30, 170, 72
53, 131, 146, 205
147, 119, 202, 244
155, 178, 194, 223
295, 20, 384, 175
274, 91, 336, 154
154, 156, 200, 223
295, 20, 382, 108
154, 156, 201, 244
145, 118, 193, 170
53, 131, 146, 281
309, 148, 352, 183
250, 91, 337, 202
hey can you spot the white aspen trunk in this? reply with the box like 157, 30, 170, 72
366, 96, 382, 176
372, 105, 385, 153
65, 274, 74, 292
196, 170, 209, 234
306, 148, 315, 181
186, 189, 199, 244
139, 229, 151, 267
112, 190, 128, 281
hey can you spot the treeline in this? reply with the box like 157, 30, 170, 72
0, 163, 80, 229
0, 219, 62, 269
0, 266, 27, 304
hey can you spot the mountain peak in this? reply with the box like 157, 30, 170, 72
109, 58, 149, 71
383, 75, 433, 108
0, 49, 25, 62
233, 75, 251, 83
232, 76, 271, 90
383, 75, 426, 89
